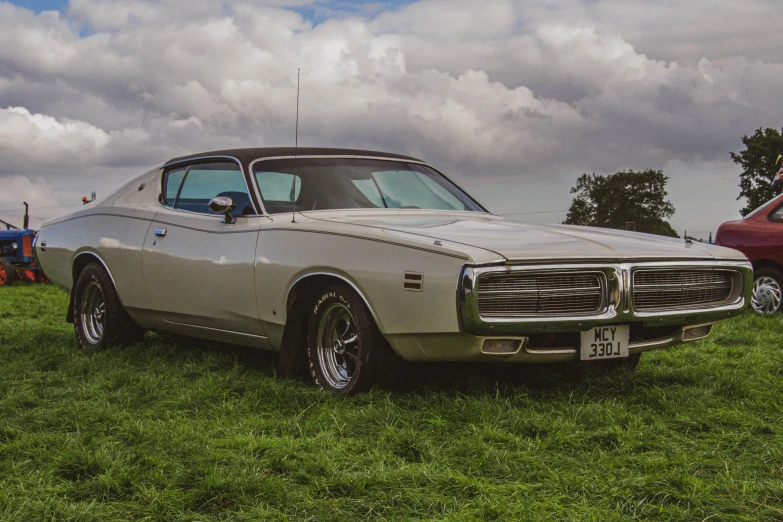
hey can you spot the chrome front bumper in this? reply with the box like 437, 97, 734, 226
458, 260, 753, 337
521, 322, 715, 358
394, 322, 719, 363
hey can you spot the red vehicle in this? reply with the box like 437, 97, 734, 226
716, 194, 783, 313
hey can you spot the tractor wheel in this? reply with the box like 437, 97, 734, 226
0, 259, 14, 286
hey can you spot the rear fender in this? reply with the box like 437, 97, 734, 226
67, 252, 121, 323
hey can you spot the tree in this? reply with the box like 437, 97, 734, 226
731, 127, 783, 216
564, 169, 678, 237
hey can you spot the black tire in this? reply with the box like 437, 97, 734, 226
751, 267, 783, 314
307, 283, 401, 395
0, 258, 14, 286
73, 263, 145, 351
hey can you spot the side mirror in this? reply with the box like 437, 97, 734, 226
208, 196, 237, 224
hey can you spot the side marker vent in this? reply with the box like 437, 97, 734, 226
404, 272, 423, 292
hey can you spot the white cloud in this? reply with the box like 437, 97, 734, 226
0, 176, 74, 230
0, 107, 110, 165
0, 0, 781, 239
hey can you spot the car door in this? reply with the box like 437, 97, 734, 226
141, 159, 267, 340
763, 202, 783, 264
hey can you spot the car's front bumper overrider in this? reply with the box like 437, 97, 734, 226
457, 260, 753, 337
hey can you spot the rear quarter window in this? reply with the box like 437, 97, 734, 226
769, 203, 783, 223
161, 167, 187, 207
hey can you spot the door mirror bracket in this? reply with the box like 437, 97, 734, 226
208, 197, 237, 224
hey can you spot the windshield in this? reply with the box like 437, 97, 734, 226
252, 158, 484, 214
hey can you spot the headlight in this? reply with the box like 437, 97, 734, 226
11, 242, 18, 251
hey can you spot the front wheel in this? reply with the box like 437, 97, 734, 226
0, 259, 14, 286
73, 263, 145, 350
307, 283, 400, 395
751, 267, 783, 314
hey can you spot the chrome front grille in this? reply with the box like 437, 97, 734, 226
632, 269, 735, 311
477, 272, 605, 318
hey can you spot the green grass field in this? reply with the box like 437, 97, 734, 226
0, 284, 782, 521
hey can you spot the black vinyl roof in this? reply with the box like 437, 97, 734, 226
165, 147, 423, 167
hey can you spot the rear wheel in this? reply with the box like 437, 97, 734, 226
751, 267, 783, 314
307, 283, 401, 395
73, 263, 145, 350
0, 259, 13, 286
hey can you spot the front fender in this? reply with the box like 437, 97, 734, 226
255, 228, 467, 336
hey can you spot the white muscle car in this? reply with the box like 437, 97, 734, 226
35, 147, 752, 394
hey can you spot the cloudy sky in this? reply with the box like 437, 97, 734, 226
1, 0, 782, 238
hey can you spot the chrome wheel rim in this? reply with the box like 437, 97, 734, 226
752, 276, 782, 314
316, 302, 359, 390
80, 281, 106, 344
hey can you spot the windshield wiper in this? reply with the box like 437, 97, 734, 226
370, 174, 389, 208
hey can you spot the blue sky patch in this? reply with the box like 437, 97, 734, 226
293, 0, 414, 24
6, 0, 67, 12
7, 0, 414, 18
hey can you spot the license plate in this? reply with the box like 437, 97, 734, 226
580, 325, 630, 361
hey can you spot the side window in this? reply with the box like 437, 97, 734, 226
161, 167, 187, 207
769, 204, 783, 223
175, 162, 254, 215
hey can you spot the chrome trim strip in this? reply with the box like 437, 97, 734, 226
247, 155, 489, 216
522, 322, 718, 356
32, 212, 267, 233
162, 320, 269, 340
250, 154, 431, 165
631, 322, 716, 350
525, 346, 578, 355
259, 228, 469, 259
621, 268, 631, 312
476, 270, 607, 318
631, 267, 739, 313
158, 155, 261, 217
149, 220, 260, 235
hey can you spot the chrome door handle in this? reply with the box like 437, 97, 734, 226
154, 228, 167, 237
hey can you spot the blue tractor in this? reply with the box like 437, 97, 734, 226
0, 203, 46, 286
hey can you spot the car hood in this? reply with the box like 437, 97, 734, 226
303, 211, 747, 263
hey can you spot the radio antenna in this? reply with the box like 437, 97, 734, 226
295, 68, 300, 148
292, 68, 300, 223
